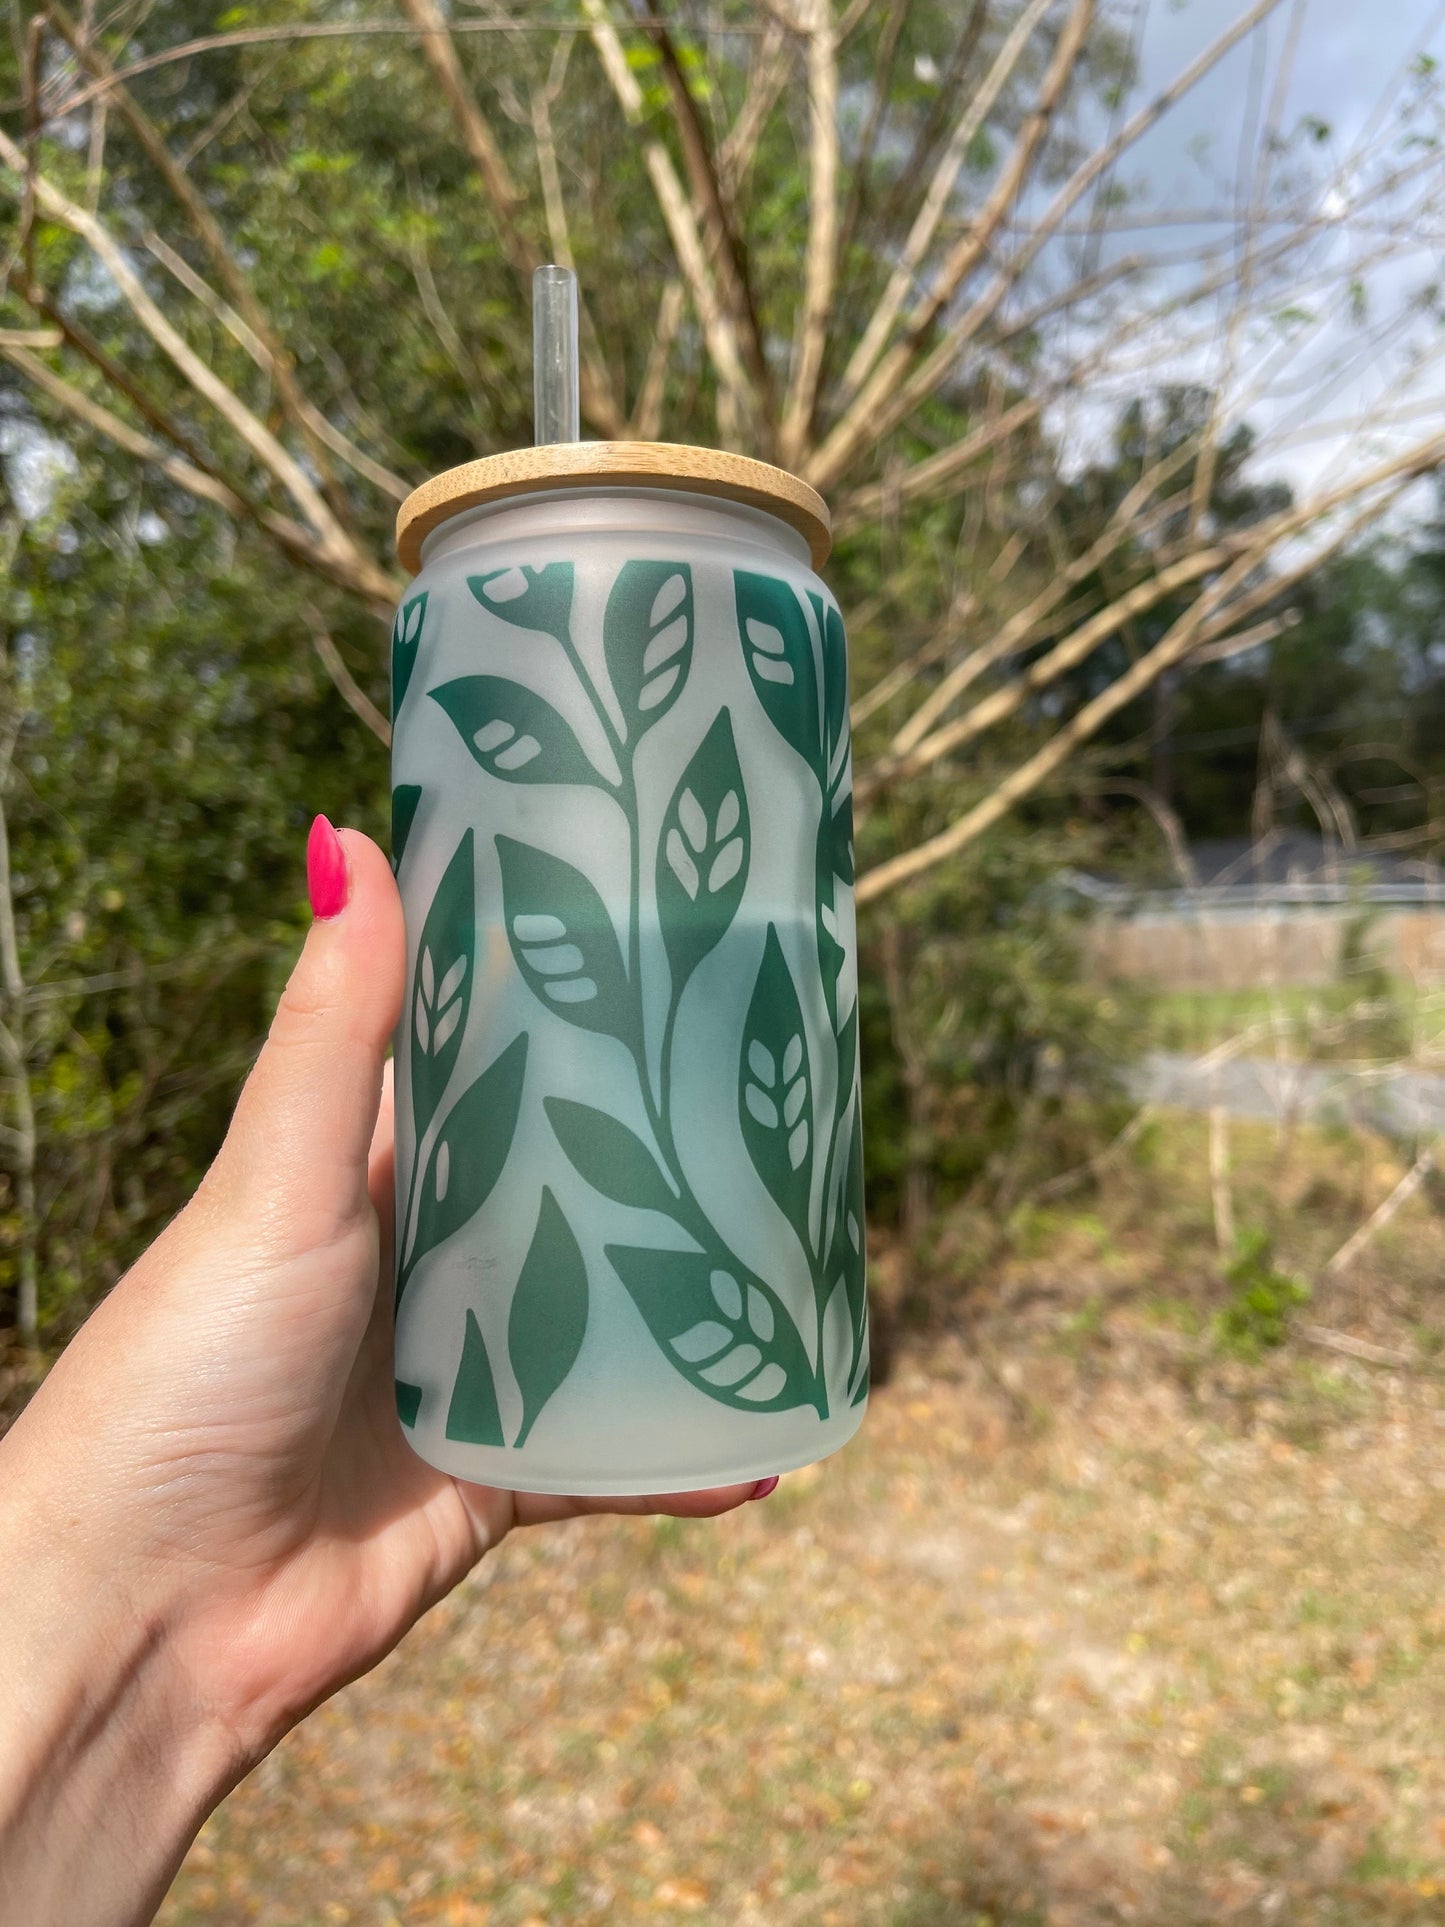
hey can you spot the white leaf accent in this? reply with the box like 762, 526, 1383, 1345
788, 1121, 809, 1170
434, 1140, 450, 1201
715, 791, 740, 839
513, 913, 567, 943
523, 942, 586, 976
666, 829, 700, 900
702, 1343, 762, 1387
783, 1077, 807, 1127
746, 618, 786, 656
782, 1035, 803, 1081
421, 947, 435, 1003
432, 999, 463, 1052
753, 657, 795, 686
671, 1320, 731, 1363
404, 599, 425, 645
820, 902, 839, 940
494, 735, 541, 769
650, 573, 686, 626
473, 719, 514, 754
638, 664, 682, 712
413, 988, 430, 1053
642, 615, 689, 675
482, 567, 527, 603
847, 1211, 860, 1250
438, 956, 467, 1005
545, 977, 598, 1003
707, 840, 743, 894
745, 1085, 779, 1129
739, 1363, 788, 1402
747, 1041, 775, 1086
710, 1270, 743, 1320
746, 1286, 774, 1343
678, 788, 708, 852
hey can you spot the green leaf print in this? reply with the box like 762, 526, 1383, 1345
734, 571, 822, 777
544, 1096, 680, 1219
431, 675, 607, 789
508, 1187, 589, 1447
807, 588, 851, 774
836, 1099, 866, 1360
815, 815, 846, 1032
391, 591, 428, 720
603, 560, 693, 742
446, 1310, 505, 1447
605, 1245, 822, 1415
401, 1031, 529, 1294
739, 926, 815, 1258
391, 784, 422, 874
496, 835, 634, 1044
395, 1379, 423, 1428
410, 828, 475, 1143
656, 707, 750, 1001
468, 564, 574, 644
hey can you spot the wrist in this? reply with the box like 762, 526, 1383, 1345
0, 1482, 248, 1927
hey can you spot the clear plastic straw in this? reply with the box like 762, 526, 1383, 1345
533, 264, 580, 445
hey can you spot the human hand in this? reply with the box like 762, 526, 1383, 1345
0, 820, 763, 1927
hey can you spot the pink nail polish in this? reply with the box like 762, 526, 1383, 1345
750, 1476, 780, 1502
307, 815, 349, 920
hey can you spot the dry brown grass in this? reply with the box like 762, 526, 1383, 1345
155, 1116, 1445, 1927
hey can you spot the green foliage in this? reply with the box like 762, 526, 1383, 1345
1214, 1229, 1310, 1359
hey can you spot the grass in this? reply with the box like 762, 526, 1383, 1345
155, 1112, 1445, 1927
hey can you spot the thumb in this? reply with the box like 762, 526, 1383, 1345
208, 818, 405, 1260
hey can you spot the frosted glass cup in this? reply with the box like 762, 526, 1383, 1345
389, 445, 866, 1494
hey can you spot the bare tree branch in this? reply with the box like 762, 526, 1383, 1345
582, 0, 753, 443
304, 608, 391, 746
396, 0, 626, 439
810, 0, 1095, 488
841, 0, 1054, 404
779, 0, 840, 466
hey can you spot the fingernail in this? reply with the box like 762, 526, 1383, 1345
750, 1476, 780, 1502
307, 815, 349, 920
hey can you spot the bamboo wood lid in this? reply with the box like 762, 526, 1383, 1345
396, 441, 831, 576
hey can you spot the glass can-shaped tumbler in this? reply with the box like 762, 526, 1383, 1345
389, 444, 866, 1494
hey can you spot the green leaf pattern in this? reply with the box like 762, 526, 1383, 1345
410, 829, 475, 1142
431, 676, 606, 789
508, 1188, 589, 1447
604, 560, 694, 740
468, 563, 574, 643
391, 784, 422, 874
657, 707, 749, 997
543, 1097, 679, 1218
605, 1246, 821, 1415
402, 1030, 529, 1292
496, 835, 634, 1042
392, 590, 427, 720
739, 926, 815, 1254
395, 552, 864, 1440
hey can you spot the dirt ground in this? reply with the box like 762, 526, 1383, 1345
155, 1129, 1445, 1927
